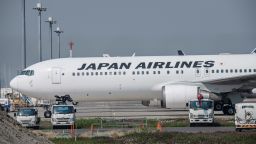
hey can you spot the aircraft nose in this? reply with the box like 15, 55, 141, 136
10, 77, 18, 91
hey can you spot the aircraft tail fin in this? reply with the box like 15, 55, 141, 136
251, 48, 256, 54
177, 50, 185, 56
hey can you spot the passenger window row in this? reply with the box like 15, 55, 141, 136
72, 71, 126, 76
72, 68, 256, 76
203, 69, 256, 74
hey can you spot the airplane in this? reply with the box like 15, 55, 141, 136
10, 52, 256, 117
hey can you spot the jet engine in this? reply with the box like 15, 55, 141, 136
252, 88, 256, 94
141, 100, 150, 106
162, 85, 203, 109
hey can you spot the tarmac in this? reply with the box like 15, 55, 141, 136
6, 101, 239, 140
27, 101, 232, 120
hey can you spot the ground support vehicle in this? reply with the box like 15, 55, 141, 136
235, 102, 256, 132
189, 99, 214, 126
0, 98, 11, 112
50, 104, 76, 129
14, 108, 40, 129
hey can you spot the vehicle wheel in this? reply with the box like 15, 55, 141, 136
227, 107, 235, 115
190, 123, 194, 127
214, 103, 223, 111
236, 128, 242, 132
44, 111, 52, 118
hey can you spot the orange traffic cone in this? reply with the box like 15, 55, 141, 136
156, 121, 162, 132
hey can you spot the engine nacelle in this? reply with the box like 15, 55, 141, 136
252, 88, 256, 94
141, 100, 150, 106
162, 85, 199, 109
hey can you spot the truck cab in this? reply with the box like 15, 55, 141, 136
14, 108, 40, 129
189, 99, 214, 126
51, 104, 76, 128
235, 102, 256, 132
0, 98, 11, 112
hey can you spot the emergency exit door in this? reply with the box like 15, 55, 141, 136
52, 68, 61, 84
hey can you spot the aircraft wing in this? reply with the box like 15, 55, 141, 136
202, 74, 256, 86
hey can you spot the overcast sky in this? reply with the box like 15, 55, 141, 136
1, 0, 256, 87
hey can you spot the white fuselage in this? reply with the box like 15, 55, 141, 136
10, 54, 256, 102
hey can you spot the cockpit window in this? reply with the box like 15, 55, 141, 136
25, 70, 31, 76
19, 70, 34, 76
20, 71, 26, 75
30, 70, 34, 76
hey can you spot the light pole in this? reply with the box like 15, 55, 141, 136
22, 0, 26, 68
33, 3, 46, 62
69, 41, 74, 57
54, 27, 64, 58
45, 17, 56, 59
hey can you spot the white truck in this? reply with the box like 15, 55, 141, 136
0, 98, 11, 112
51, 104, 76, 129
235, 102, 256, 132
188, 99, 214, 126
14, 108, 40, 129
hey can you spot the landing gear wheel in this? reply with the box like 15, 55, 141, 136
223, 106, 234, 115
227, 107, 235, 115
44, 110, 52, 118
214, 103, 223, 111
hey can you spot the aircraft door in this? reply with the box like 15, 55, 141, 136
52, 68, 61, 84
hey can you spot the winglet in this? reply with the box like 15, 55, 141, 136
177, 50, 185, 56
251, 48, 256, 54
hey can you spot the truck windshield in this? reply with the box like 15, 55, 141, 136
53, 106, 74, 114
17, 109, 36, 116
190, 101, 213, 110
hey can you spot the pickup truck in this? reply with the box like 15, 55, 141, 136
14, 108, 40, 129
51, 104, 76, 129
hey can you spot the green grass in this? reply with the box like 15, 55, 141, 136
39, 118, 235, 130
74, 118, 187, 129
75, 118, 103, 129
147, 119, 189, 127
50, 131, 256, 144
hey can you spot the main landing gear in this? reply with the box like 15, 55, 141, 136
222, 104, 235, 115
44, 95, 78, 118
214, 100, 235, 115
